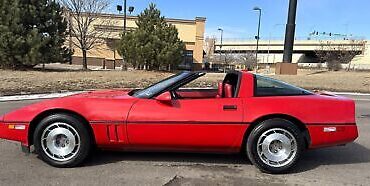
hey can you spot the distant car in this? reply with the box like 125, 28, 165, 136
0, 71, 358, 173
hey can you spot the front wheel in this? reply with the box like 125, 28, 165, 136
246, 119, 304, 174
33, 114, 92, 167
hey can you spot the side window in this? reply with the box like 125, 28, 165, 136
255, 75, 312, 96
176, 73, 240, 99
175, 73, 223, 99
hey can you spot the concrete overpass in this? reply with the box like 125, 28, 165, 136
212, 39, 370, 69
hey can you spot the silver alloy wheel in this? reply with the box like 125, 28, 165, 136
41, 122, 80, 162
257, 128, 297, 168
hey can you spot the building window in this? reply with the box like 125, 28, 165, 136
178, 50, 193, 70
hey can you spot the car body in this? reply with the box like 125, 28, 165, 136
0, 71, 358, 173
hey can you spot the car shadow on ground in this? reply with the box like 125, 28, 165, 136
84, 142, 370, 173
292, 142, 370, 173
85, 151, 249, 166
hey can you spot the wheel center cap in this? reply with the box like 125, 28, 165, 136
269, 140, 283, 153
55, 134, 69, 148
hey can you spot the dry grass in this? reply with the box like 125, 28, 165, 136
0, 70, 172, 96
0, 69, 369, 96
271, 70, 370, 93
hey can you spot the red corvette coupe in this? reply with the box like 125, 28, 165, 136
0, 71, 358, 173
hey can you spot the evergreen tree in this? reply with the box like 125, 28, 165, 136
0, 0, 71, 69
118, 3, 185, 71
0, 0, 23, 68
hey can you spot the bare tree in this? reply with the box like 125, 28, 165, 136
345, 40, 366, 71
234, 51, 257, 70
211, 51, 235, 72
222, 51, 235, 72
60, 0, 113, 70
315, 40, 365, 71
204, 37, 216, 58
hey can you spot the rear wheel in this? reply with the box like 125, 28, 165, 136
247, 118, 304, 174
33, 114, 92, 167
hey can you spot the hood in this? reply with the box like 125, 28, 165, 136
71, 89, 133, 99
2, 89, 138, 122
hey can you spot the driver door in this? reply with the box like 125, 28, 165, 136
126, 97, 245, 151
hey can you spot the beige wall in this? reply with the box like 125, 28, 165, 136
193, 17, 206, 67
68, 13, 206, 69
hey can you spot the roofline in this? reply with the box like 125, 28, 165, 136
67, 11, 206, 24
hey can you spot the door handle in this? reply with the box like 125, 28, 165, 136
223, 105, 237, 110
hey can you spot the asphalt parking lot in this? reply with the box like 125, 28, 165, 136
0, 95, 369, 186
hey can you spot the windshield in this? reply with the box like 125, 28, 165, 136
132, 71, 193, 98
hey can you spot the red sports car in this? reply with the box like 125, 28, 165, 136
0, 71, 358, 173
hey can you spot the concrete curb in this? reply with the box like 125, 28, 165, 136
0, 92, 84, 102
330, 92, 370, 96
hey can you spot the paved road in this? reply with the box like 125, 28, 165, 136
0, 96, 369, 186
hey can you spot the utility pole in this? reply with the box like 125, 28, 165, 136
282, 0, 297, 63
276, 0, 298, 75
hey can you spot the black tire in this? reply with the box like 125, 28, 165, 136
33, 113, 92, 168
246, 118, 304, 174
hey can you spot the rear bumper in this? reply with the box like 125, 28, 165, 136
0, 121, 29, 146
307, 124, 358, 149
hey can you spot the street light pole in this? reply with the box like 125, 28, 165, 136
253, 7, 262, 71
118, 1, 134, 33
123, 0, 127, 33
118, 1, 134, 70
218, 28, 223, 62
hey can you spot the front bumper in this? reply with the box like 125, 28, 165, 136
0, 120, 29, 146
307, 124, 358, 149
